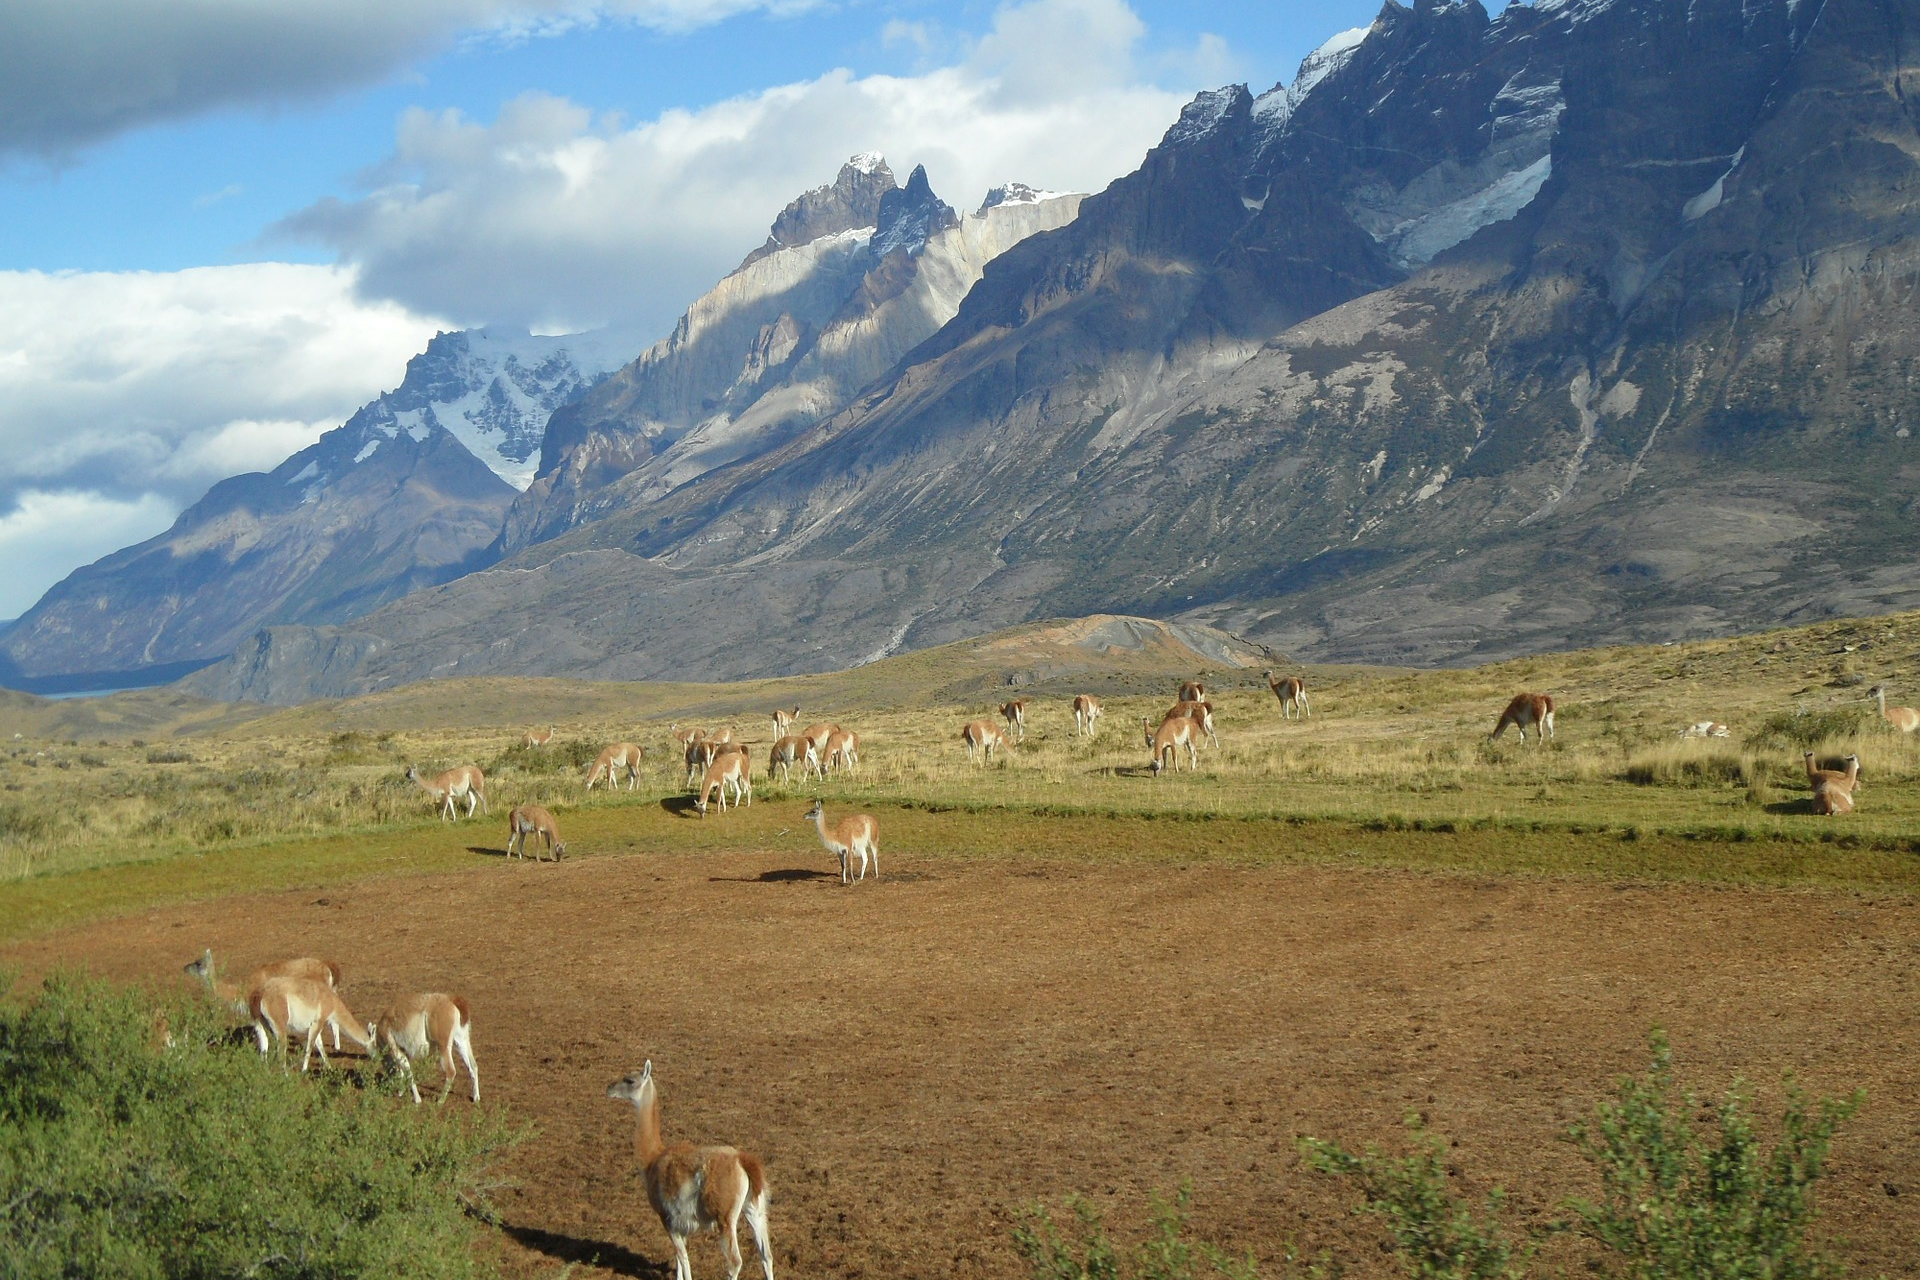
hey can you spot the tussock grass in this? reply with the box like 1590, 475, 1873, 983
2, 608, 1920, 902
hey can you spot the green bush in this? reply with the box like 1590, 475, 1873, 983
1301, 1117, 1530, 1279
1300, 1034, 1862, 1279
1745, 707, 1872, 751
0, 974, 522, 1280
1014, 1183, 1272, 1280
1567, 1031, 1860, 1279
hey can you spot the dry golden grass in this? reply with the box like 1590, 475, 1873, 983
1, 608, 1918, 898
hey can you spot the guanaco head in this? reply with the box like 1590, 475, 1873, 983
803, 799, 825, 823
551, 841, 568, 861
405, 764, 422, 784
183, 948, 214, 982
607, 1060, 655, 1105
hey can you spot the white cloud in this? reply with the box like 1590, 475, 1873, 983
0, 262, 443, 530
0, 490, 177, 619
0, 0, 818, 157
277, 0, 1199, 334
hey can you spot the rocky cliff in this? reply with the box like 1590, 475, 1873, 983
183, 0, 1920, 701
500, 158, 1081, 551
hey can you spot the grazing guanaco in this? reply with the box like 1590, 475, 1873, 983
1158, 701, 1218, 749
961, 719, 1009, 763
804, 799, 878, 884
249, 976, 377, 1072
407, 764, 488, 820
375, 993, 478, 1104
1072, 694, 1103, 737
1491, 693, 1555, 744
669, 724, 700, 747
799, 722, 838, 754
822, 728, 860, 775
506, 804, 566, 861
1872, 686, 1920, 733
607, 1061, 774, 1280
186, 949, 346, 1050
768, 735, 819, 784
770, 706, 800, 736
587, 742, 646, 791
522, 726, 555, 748
1264, 670, 1310, 720
999, 699, 1030, 742
1145, 714, 1200, 776
695, 748, 752, 816
1178, 680, 1206, 704
1805, 752, 1861, 816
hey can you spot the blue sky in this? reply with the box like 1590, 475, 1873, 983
0, 0, 1392, 618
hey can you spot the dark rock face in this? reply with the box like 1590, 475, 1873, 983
871, 164, 959, 260
188, 0, 1920, 702
739, 155, 897, 269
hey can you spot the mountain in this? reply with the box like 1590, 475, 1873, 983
183, 0, 1920, 702
0, 328, 633, 690
500, 157, 1081, 551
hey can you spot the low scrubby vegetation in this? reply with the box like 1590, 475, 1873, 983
1022, 1036, 1863, 1280
0, 974, 520, 1279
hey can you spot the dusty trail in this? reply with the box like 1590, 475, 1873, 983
6, 843, 1916, 1278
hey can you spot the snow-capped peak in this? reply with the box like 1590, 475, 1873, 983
847, 151, 887, 174
977, 182, 1068, 215
1253, 24, 1371, 134
1163, 86, 1250, 148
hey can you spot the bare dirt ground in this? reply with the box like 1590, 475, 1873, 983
5, 843, 1917, 1278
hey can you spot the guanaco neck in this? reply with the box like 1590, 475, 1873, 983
1877, 688, 1889, 715
632, 1087, 665, 1166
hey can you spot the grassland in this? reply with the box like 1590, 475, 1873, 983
3, 608, 1919, 940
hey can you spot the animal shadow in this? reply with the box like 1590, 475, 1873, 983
467, 845, 509, 859
1105, 764, 1157, 778
709, 867, 836, 884
500, 1222, 667, 1279
1761, 798, 1825, 816
658, 795, 702, 818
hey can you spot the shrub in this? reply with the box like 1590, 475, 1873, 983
0, 974, 522, 1280
1745, 707, 1872, 751
1621, 743, 1752, 788
1014, 1183, 1272, 1280
144, 748, 194, 765
1567, 1031, 1860, 1279
1301, 1117, 1530, 1279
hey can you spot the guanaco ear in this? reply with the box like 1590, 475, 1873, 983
641, 1060, 653, 1082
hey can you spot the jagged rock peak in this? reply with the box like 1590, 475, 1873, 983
741, 155, 899, 268
1252, 24, 1372, 134
1160, 84, 1254, 149
977, 181, 1066, 215
872, 164, 960, 260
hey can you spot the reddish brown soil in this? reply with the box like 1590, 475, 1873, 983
6, 848, 1918, 1278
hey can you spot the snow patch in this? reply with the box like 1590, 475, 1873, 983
352, 440, 381, 465
847, 151, 886, 174
1253, 25, 1370, 135
286, 461, 318, 485
1376, 154, 1552, 267
978, 182, 1067, 214
1682, 146, 1744, 221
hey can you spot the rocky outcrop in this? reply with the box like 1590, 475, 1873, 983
740, 153, 896, 269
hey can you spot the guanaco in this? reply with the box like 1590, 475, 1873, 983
804, 799, 878, 884
375, 993, 479, 1104
250, 976, 377, 1072
1491, 693, 1555, 744
1805, 752, 1861, 816
607, 1061, 773, 1280
587, 742, 646, 791
1264, 670, 1310, 720
1072, 694, 1103, 737
506, 804, 566, 860
407, 764, 488, 819
961, 719, 1008, 763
